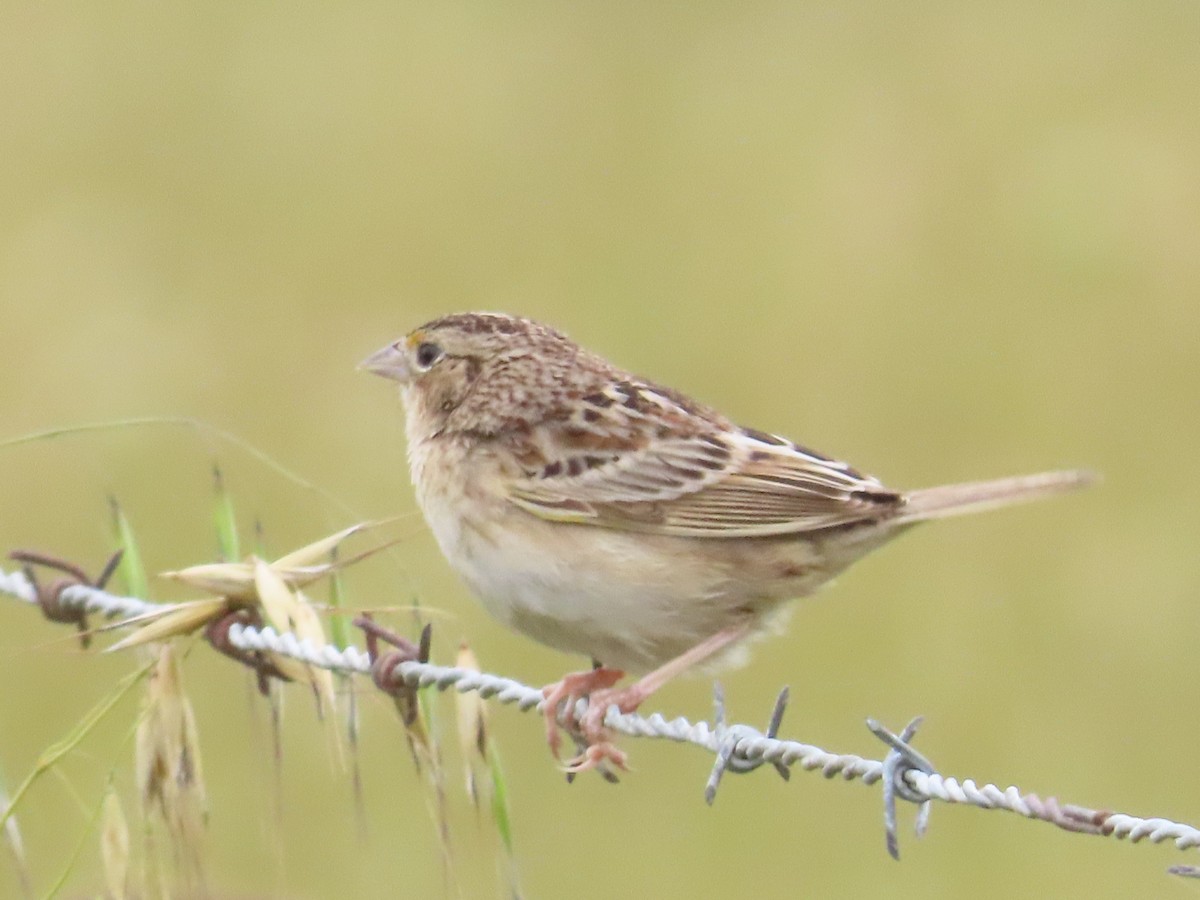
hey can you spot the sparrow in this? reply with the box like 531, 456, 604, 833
361, 312, 1090, 773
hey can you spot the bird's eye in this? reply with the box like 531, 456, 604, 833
415, 342, 442, 370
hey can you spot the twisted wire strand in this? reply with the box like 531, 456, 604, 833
2, 564, 1199, 862
0, 567, 34, 604
0, 566, 159, 620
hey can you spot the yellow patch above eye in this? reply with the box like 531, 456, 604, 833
405, 331, 426, 350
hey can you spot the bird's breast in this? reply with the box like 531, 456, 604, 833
407, 436, 847, 671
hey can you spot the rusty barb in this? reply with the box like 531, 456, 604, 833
355, 614, 432, 726
10, 547, 296, 694
8, 548, 124, 649
204, 606, 294, 695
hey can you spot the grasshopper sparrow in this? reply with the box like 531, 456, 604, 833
361, 313, 1090, 773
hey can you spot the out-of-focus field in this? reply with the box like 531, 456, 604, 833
1, 3, 1198, 898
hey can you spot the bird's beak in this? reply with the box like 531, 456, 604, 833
358, 342, 410, 383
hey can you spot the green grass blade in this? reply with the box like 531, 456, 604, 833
0, 762, 32, 898
327, 555, 350, 651
488, 745, 522, 899
211, 465, 240, 562
488, 745, 514, 855
108, 499, 148, 599
0, 662, 153, 833
41, 777, 117, 900
0, 417, 366, 528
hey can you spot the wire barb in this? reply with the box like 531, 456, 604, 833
356, 614, 432, 726
868, 716, 934, 860
7, 549, 126, 649
705, 683, 791, 805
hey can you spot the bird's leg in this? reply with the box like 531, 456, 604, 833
541, 666, 625, 761
565, 622, 752, 774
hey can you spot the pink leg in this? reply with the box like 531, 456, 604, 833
541, 666, 624, 760
566, 623, 752, 774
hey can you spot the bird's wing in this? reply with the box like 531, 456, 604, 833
505, 381, 903, 538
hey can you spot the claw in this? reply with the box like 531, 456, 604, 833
563, 741, 629, 775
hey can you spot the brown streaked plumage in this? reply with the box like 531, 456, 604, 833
361, 312, 1092, 773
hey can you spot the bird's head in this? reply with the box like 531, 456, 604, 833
360, 312, 610, 439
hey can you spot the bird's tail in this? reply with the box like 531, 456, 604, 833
896, 469, 1096, 524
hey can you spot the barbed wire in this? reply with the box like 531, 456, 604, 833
2, 562, 1198, 870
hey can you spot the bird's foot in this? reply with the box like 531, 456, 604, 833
561, 680, 654, 776
541, 666, 624, 761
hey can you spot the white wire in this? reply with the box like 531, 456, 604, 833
2, 564, 1199, 864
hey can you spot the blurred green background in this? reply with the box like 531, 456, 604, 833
1, 2, 1198, 897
